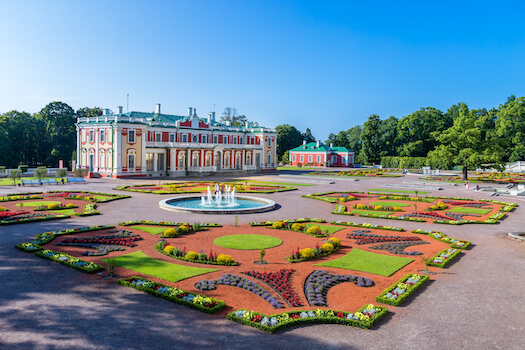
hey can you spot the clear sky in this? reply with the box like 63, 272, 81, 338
1, 0, 524, 141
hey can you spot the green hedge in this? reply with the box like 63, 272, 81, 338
375, 274, 429, 306
411, 229, 471, 249
0, 213, 69, 225
330, 220, 405, 232
153, 244, 237, 266
227, 304, 389, 333
426, 248, 462, 268
119, 220, 221, 227
119, 276, 226, 314
35, 249, 104, 273
249, 218, 325, 226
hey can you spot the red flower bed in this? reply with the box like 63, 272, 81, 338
346, 232, 422, 245
60, 235, 142, 247
0, 211, 29, 218
243, 269, 303, 307
415, 211, 454, 220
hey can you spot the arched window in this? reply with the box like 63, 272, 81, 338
225, 152, 230, 167
246, 152, 252, 165
99, 149, 105, 168
205, 152, 212, 167
267, 152, 272, 165
178, 152, 186, 168
192, 135, 198, 143
107, 150, 113, 170
192, 152, 199, 167
127, 150, 136, 169
236, 152, 241, 169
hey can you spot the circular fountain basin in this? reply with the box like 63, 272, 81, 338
159, 195, 276, 214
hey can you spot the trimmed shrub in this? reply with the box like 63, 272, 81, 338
306, 226, 321, 235
272, 221, 284, 229
164, 228, 177, 237
217, 254, 233, 264
299, 248, 314, 259
185, 251, 199, 260
321, 243, 334, 253
164, 245, 175, 254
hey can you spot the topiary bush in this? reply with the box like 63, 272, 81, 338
164, 245, 175, 254
164, 228, 177, 237
185, 251, 199, 260
272, 221, 284, 229
306, 226, 321, 235
217, 254, 233, 264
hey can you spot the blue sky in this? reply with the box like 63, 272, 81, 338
1, 0, 524, 141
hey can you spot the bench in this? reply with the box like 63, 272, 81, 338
21, 179, 40, 186
41, 178, 57, 184
67, 177, 86, 183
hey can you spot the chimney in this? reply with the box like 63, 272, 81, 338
102, 108, 110, 115
245, 121, 249, 128
316, 140, 321, 147
117, 106, 123, 114
193, 107, 197, 117
211, 111, 215, 121
155, 104, 161, 114
303, 140, 306, 145
208, 113, 213, 124
188, 107, 193, 116
330, 143, 333, 148
225, 121, 231, 126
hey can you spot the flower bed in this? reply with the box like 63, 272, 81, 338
426, 248, 462, 268
34, 203, 78, 211
0, 212, 69, 225
242, 269, 303, 307
330, 220, 405, 232
286, 237, 341, 263
56, 230, 143, 256
249, 218, 325, 226
266, 221, 329, 238
411, 229, 470, 249
227, 304, 388, 333
119, 220, 220, 228
376, 274, 430, 306
194, 273, 285, 308
35, 249, 104, 273
346, 230, 423, 245
304, 270, 375, 307
154, 240, 237, 266
370, 241, 428, 256
77, 203, 99, 216
119, 277, 226, 314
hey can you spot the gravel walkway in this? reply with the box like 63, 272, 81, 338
1, 172, 524, 350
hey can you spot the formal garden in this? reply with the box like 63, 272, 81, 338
304, 191, 516, 225
114, 181, 298, 194
0, 191, 129, 225
15, 216, 474, 333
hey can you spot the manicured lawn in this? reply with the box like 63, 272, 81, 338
315, 248, 414, 277
367, 188, 429, 194
104, 251, 219, 282
129, 225, 171, 235
16, 201, 61, 207
369, 201, 411, 207
47, 209, 77, 216
351, 209, 394, 216
244, 180, 311, 187
92, 195, 111, 201
0, 177, 57, 186
213, 234, 282, 250
304, 223, 345, 234
448, 207, 492, 215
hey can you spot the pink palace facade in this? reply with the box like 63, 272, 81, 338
288, 141, 354, 167
76, 104, 277, 178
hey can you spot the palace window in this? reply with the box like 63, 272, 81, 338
202, 135, 207, 143
89, 130, 94, 143
213, 135, 218, 143
268, 138, 272, 146
169, 133, 175, 142
239, 137, 243, 144
205, 152, 212, 166
128, 130, 135, 143
155, 133, 161, 142
100, 129, 105, 143
233, 137, 237, 144
317, 155, 321, 163
300, 155, 304, 162
192, 152, 199, 167
182, 134, 188, 142
157, 153, 165, 171
128, 154, 135, 168
192, 135, 198, 143
292, 155, 296, 162
146, 153, 154, 171
308, 155, 312, 162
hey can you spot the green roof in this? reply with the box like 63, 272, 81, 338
289, 142, 353, 153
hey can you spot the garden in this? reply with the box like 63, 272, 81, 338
114, 181, 297, 194
0, 191, 130, 225
304, 191, 517, 225
15, 217, 471, 333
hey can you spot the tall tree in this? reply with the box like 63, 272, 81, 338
380, 116, 398, 157
219, 107, 257, 127
302, 128, 315, 143
495, 96, 525, 161
427, 104, 503, 180
77, 107, 103, 118
38, 102, 76, 167
275, 124, 303, 161
360, 114, 383, 164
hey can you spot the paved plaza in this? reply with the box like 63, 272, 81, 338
1, 171, 524, 349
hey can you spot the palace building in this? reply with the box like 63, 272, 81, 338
76, 104, 277, 178
288, 141, 354, 167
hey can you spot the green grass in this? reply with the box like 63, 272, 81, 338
92, 195, 111, 201
315, 248, 414, 277
129, 225, 171, 235
103, 251, 219, 282
351, 209, 394, 216
46, 209, 77, 216
0, 177, 58, 186
367, 188, 429, 194
213, 234, 282, 250
304, 223, 345, 234
369, 201, 411, 207
448, 207, 492, 215
16, 201, 61, 207
243, 180, 312, 187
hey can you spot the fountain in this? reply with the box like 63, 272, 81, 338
159, 183, 276, 214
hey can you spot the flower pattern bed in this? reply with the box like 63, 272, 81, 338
426, 248, 462, 268
411, 229, 470, 249
114, 181, 296, 194
155, 240, 237, 266
346, 230, 423, 245
286, 237, 341, 263
369, 241, 429, 256
56, 230, 142, 256
331, 220, 404, 232
35, 249, 104, 273
119, 277, 226, 314
195, 273, 285, 308
376, 274, 429, 306
227, 304, 388, 333
243, 269, 303, 307
304, 270, 375, 307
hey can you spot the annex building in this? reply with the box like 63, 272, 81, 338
76, 104, 277, 178
288, 141, 354, 167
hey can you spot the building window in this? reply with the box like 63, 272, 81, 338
239, 137, 243, 144
89, 130, 94, 143
178, 153, 185, 168
157, 153, 165, 171
268, 138, 272, 146
308, 155, 312, 162
342, 156, 346, 163
267, 152, 272, 164
146, 153, 154, 171
213, 135, 218, 143
100, 129, 105, 143
292, 155, 296, 162
182, 134, 188, 142
300, 155, 304, 162
202, 135, 207, 143
128, 130, 135, 143
169, 133, 175, 142
128, 154, 135, 168
192, 152, 199, 167
192, 135, 198, 143
246, 152, 252, 165
155, 133, 161, 142
205, 152, 211, 166
233, 137, 237, 144
225, 153, 230, 166
317, 155, 321, 163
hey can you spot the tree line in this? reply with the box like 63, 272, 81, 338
0, 102, 102, 169
276, 95, 525, 176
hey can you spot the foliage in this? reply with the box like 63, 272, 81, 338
275, 124, 303, 162
376, 274, 429, 306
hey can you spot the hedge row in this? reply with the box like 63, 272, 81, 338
411, 229, 471, 249
153, 244, 237, 266
330, 220, 405, 232
119, 220, 221, 227
426, 248, 462, 268
35, 249, 104, 273
249, 218, 325, 226
375, 274, 430, 306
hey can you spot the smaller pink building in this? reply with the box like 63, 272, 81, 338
288, 141, 354, 167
